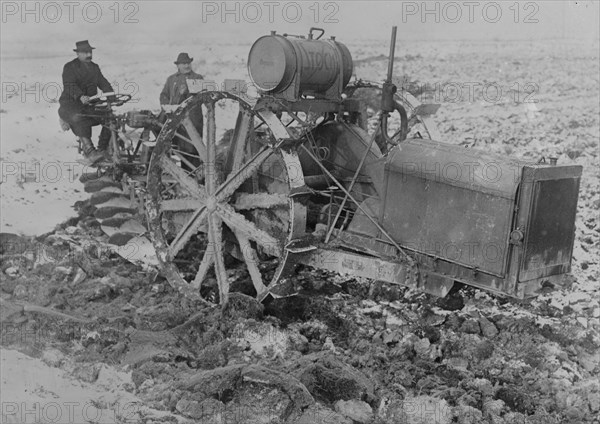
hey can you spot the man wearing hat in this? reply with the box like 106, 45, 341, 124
160, 53, 204, 107
159, 53, 204, 167
58, 40, 115, 164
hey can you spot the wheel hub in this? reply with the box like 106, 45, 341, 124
206, 196, 218, 213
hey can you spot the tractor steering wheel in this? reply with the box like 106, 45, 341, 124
88, 92, 132, 109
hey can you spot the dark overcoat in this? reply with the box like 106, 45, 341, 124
59, 58, 114, 116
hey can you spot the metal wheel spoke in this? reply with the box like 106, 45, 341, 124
217, 203, 279, 257
216, 145, 273, 201
234, 230, 267, 296
226, 106, 253, 175
159, 156, 207, 200
161, 198, 204, 212
171, 150, 201, 175
168, 207, 207, 259
182, 115, 207, 160
170, 148, 202, 161
191, 245, 215, 289
257, 110, 291, 140
205, 102, 217, 195
161, 262, 211, 305
173, 131, 195, 148
233, 193, 288, 210
208, 213, 229, 304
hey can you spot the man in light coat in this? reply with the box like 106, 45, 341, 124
160, 53, 204, 106
159, 53, 204, 167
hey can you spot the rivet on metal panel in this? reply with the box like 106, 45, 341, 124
510, 229, 524, 245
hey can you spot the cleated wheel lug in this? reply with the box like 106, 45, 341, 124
94, 206, 137, 220
98, 212, 135, 222
110, 235, 158, 266
118, 219, 146, 235
99, 186, 126, 194
79, 171, 103, 183
90, 192, 127, 206
101, 219, 146, 237
93, 196, 135, 210
84, 176, 121, 193
108, 232, 137, 246
99, 216, 134, 228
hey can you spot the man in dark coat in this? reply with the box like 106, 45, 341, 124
58, 40, 114, 163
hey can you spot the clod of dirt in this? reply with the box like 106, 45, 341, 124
221, 292, 264, 321
0, 297, 93, 324
233, 320, 293, 359
288, 403, 352, 424
242, 365, 314, 414
125, 344, 174, 368
220, 383, 291, 422
264, 295, 311, 325
460, 319, 481, 334
482, 398, 505, 419
434, 284, 467, 311
4, 266, 19, 276
0, 232, 30, 254
478, 316, 499, 338
193, 341, 233, 370
175, 397, 224, 421
178, 363, 246, 399
71, 363, 101, 383
367, 280, 403, 302
265, 293, 358, 350
453, 404, 483, 424
496, 385, 536, 415
334, 399, 373, 423
381, 395, 452, 424
176, 363, 315, 422
291, 352, 375, 404
41, 348, 65, 367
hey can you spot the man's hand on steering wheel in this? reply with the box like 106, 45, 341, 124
88, 92, 132, 109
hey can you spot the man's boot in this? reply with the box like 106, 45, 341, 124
97, 126, 112, 157
80, 137, 105, 164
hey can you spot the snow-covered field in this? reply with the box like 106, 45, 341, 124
0, 41, 253, 234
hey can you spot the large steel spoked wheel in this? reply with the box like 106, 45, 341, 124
344, 80, 441, 147
146, 91, 306, 305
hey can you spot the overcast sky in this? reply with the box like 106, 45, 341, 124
1, 0, 599, 57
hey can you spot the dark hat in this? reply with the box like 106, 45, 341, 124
174, 52, 193, 64
73, 40, 95, 52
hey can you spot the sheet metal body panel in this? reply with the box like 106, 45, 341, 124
382, 139, 527, 276
376, 139, 582, 297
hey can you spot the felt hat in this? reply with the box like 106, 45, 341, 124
74, 40, 95, 52
174, 52, 193, 64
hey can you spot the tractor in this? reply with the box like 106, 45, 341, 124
84, 27, 582, 305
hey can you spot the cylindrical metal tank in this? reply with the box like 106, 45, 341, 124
247, 34, 353, 95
